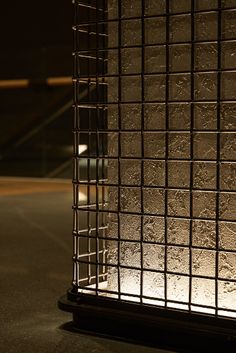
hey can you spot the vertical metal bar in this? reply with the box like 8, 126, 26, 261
215, 0, 222, 317
164, 0, 170, 308
189, 0, 195, 313
117, 0, 122, 299
140, 0, 145, 305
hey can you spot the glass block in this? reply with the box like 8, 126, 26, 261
143, 244, 165, 270
107, 266, 118, 293
219, 252, 236, 280
221, 41, 236, 70
167, 274, 189, 303
169, 15, 191, 43
107, 105, 119, 130
192, 249, 216, 277
220, 162, 236, 190
108, 49, 118, 75
143, 188, 165, 215
144, 75, 166, 101
218, 281, 236, 311
193, 162, 217, 189
108, 132, 119, 156
191, 278, 215, 307
168, 161, 190, 188
169, 0, 191, 13
107, 240, 118, 265
194, 0, 218, 10
194, 73, 217, 101
144, 0, 166, 16
143, 132, 166, 158
222, 10, 236, 40
195, 12, 218, 41
107, 213, 118, 238
220, 133, 236, 160
120, 187, 141, 213
194, 103, 217, 130
168, 190, 190, 217
194, 43, 218, 70
121, 104, 141, 130
169, 44, 191, 72
193, 191, 216, 219
192, 220, 216, 248
107, 159, 119, 184
143, 160, 165, 186
221, 72, 236, 100
167, 246, 189, 274
143, 216, 165, 243
193, 133, 217, 160
169, 74, 191, 101
169, 103, 191, 130
143, 272, 164, 299
167, 218, 190, 245
219, 221, 236, 250
120, 268, 141, 296
120, 214, 141, 240
120, 241, 141, 268
220, 103, 236, 130
121, 76, 141, 102
108, 187, 118, 211
108, 0, 118, 19
145, 17, 166, 44
121, 0, 141, 18
107, 77, 118, 102
108, 21, 118, 48
145, 46, 166, 73
120, 132, 142, 157
168, 133, 190, 159
122, 19, 141, 46
219, 192, 236, 220
144, 103, 166, 130
120, 159, 141, 185
121, 48, 141, 74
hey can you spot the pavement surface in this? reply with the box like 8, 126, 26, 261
0, 177, 175, 353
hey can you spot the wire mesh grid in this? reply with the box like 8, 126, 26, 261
72, 0, 236, 319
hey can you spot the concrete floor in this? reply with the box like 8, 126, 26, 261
0, 177, 174, 353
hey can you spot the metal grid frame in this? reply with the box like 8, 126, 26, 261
72, 0, 236, 319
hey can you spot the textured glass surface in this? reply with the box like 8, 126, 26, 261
122, 20, 141, 46
168, 190, 190, 217
167, 218, 190, 245
144, 75, 166, 101
120, 159, 141, 185
145, 17, 166, 44
144, 160, 165, 186
143, 216, 165, 243
170, 15, 191, 42
120, 104, 141, 130
145, 46, 166, 73
169, 104, 191, 130
169, 44, 191, 72
120, 132, 141, 157
144, 103, 166, 130
169, 74, 191, 100
121, 48, 141, 74
121, 76, 141, 102
144, 132, 166, 158
76, 1, 236, 319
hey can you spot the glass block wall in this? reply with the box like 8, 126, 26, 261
73, 0, 236, 319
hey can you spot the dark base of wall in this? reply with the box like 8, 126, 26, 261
58, 290, 236, 353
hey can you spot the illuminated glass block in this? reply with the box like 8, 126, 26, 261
145, 17, 166, 44
192, 249, 216, 277
120, 159, 141, 185
120, 104, 141, 130
144, 103, 166, 130
167, 218, 190, 245
143, 188, 165, 215
121, 48, 141, 74
169, 44, 191, 72
143, 216, 165, 243
144, 160, 165, 187
120, 187, 141, 213
120, 214, 141, 240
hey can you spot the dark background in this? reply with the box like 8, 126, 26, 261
0, 0, 73, 178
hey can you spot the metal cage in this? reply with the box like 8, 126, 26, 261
59, 1, 236, 351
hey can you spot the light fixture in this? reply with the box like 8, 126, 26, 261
59, 1, 236, 351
